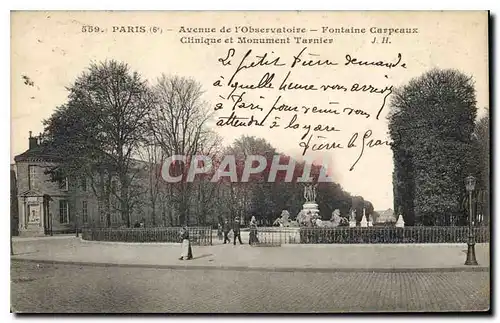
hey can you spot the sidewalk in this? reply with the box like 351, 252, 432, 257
11, 236, 490, 273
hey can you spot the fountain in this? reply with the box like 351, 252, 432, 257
302, 184, 320, 218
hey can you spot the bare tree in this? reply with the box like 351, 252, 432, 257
148, 75, 218, 225
138, 143, 164, 226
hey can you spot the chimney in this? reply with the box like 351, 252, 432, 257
28, 131, 38, 149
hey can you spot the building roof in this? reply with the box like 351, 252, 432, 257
14, 144, 62, 163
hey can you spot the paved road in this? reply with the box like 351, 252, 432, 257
11, 261, 490, 313
11, 237, 490, 271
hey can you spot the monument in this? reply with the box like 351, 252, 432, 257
302, 184, 320, 219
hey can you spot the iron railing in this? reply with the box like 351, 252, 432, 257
251, 228, 301, 246
254, 226, 490, 245
81, 226, 489, 246
81, 227, 213, 245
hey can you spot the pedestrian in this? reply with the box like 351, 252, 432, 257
179, 226, 193, 260
233, 216, 243, 245
249, 216, 259, 245
223, 219, 231, 244
217, 223, 223, 241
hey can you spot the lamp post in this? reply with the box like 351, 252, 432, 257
75, 214, 79, 238
465, 175, 478, 265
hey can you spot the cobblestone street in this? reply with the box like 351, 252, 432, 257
11, 261, 490, 313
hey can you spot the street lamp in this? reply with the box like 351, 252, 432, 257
75, 213, 79, 238
465, 175, 478, 265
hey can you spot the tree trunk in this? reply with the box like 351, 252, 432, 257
105, 194, 111, 228
120, 175, 130, 227
151, 205, 156, 226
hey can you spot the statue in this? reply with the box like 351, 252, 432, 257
313, 209, 345, 228
296, 210, 305, 225
280, 210, 290, 227
273, 210, 291, 227
330, 209, 342, 227
296, 210, 313, 226
349, 208, 357, 227
304, 210, 314, 227
349, 208, 356, 221
303, 184, 317, 202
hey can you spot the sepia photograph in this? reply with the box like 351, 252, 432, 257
9, 10, 490, 313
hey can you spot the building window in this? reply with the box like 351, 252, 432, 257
59, 200, 69, 224
59, 177, 68, 191
81, 177, 87, 192
28, 165, 36, 189
82, 201, 88, 223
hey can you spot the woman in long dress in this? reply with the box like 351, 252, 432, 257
179, 226, 193, 260
249, 216, 259, 245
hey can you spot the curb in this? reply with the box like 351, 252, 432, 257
12, 235, 77, 242
281, 243, 491, 248
11, 257, 490, 273
79, 238, 180, 247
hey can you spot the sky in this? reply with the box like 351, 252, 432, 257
10, 11, 489, 210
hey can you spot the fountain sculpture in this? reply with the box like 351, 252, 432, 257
302, 184, 320, 219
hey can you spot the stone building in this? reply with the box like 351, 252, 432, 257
13, 132, 165, 236
10, 164, 19, 236
14, 132, 88, 236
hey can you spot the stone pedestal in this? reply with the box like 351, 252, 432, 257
395, 215, 405, 228
349, 220, 356, 227
302, 202, 319, 218
368, 221, 373, 227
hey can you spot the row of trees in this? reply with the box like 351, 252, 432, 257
389, 69, 489, 226
42, 60, 375, 227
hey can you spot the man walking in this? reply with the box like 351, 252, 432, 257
217, 222, 223, 241
223, 219, 231, 244
233, 216, 243, 245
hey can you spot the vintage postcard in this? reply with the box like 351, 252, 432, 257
10, 11, 490, 313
